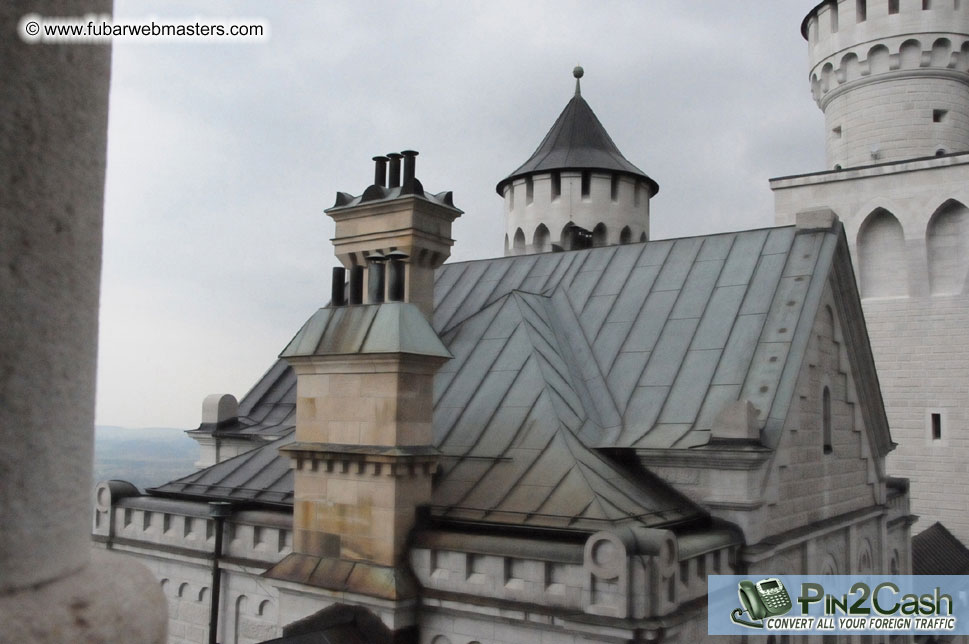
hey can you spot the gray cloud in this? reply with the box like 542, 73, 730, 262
97, 0, 825, 428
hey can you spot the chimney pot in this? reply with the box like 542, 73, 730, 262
386, 251, 408, 302
348, 266, 364, 305
367, 259, 386, 304
387, 153, 403, 189
401, 150, 418, 184
372, 156, 389, 187
331, 266, 347, 306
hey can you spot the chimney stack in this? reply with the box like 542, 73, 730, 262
324, 151, 462, 318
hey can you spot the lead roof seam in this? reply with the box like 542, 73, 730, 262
238, 360, 287, 417
653, 234, 738, 442
438, 261, 493, 335
540, 290, 621, 427
247, 377, 297, 425
434, 303, 522, 448
671, 233, 770, 443
470, 254, 517, 314
445, 338, 534, 459
591, 242, 649, 347
355, 302, 383, 352
612, 239, 703, 445
764, 232, 834, 430
434, 262, 467, 309
559, 429, 658, 522
433, 296, 507, 416
536, 252, 568, 294
576, 245, 619, 320
613, 244, 675, 416
526, 456, 579, 520
515, 294, 588, 423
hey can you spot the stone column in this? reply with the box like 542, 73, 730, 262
0, 2, 166, 640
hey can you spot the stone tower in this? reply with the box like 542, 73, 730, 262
772, 0, 969, 542
498, 68, 659, 255
804, 0, 969, 169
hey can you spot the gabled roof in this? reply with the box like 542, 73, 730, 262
495, 90, 658, 196
913, 522, 969, 575
150, 222, 888, 530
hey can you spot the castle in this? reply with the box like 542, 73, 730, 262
91, 2, 969, 643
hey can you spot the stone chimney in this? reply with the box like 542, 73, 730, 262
266, 153, 457, 636
325, 150, 462, 318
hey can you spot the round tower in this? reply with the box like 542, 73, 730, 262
803, 0, 969, 169
497, 68, 659, 256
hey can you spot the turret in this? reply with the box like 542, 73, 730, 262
497, 68, 658, 255
803, 0, 969, 168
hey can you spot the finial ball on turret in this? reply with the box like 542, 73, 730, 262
573, 66, 584, 79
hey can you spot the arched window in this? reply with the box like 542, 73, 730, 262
560, 223, 574, 251
533, 224, 550, 253
592, 223, 607, 247
504, 234, 509, 253
619, 226, 632, 244
927, 200, 969, 295
234, 596, 248, 644
640, 232, 647, 242
177, 582, 189, 598
513, 228, 526, 254
857, 208, 906, 298
823, 386, 833, 454
857, 540, 873, 573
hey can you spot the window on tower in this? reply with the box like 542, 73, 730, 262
823, 386, 833, 454
525, 176, 534, 205
889, 0, 900, 14
610, 174, 619, 201
932, 413, 942, 440
933, 109, 948, 123
581, 171, 591, 198
551, 172, 561, 200
857, 0, 867, 22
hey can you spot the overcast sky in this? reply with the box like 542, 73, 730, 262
97, 0, 826, 430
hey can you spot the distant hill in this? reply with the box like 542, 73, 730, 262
94, 425, 199, 492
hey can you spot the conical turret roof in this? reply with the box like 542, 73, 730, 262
496, 72, 658, 195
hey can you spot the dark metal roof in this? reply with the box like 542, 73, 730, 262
913, 522, 969, 575
496, 91, 658, 196
149, 429, 294, 505
150, 225, 858, 532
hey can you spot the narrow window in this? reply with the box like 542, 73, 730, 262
933, 109, 948, 123
857, 0, 867, 22
610, 174, 619, 201
932, 413, 942, 440
634, 182, 641, 207
823, 386, 833, 454
830, 4, 839, 32
581, 171, 591, 198
923, 0, 932, 8
832, 125, 842, 138
889, 0, 900, 14
525, 176, 534, 205
551, 172, 561, 199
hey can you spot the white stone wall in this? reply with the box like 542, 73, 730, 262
92, 496, 290, 644
410, 532, 734, 644
772, 156, 969, 543
765, 282, 881, 538
503, 172, 651, 255
803, 0, 969, 168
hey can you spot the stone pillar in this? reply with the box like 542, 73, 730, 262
0, 2, 166, 640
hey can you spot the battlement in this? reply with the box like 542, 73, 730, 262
503, 170, 651, 255
802, 1, 969, 166
805, 0, 969, 94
